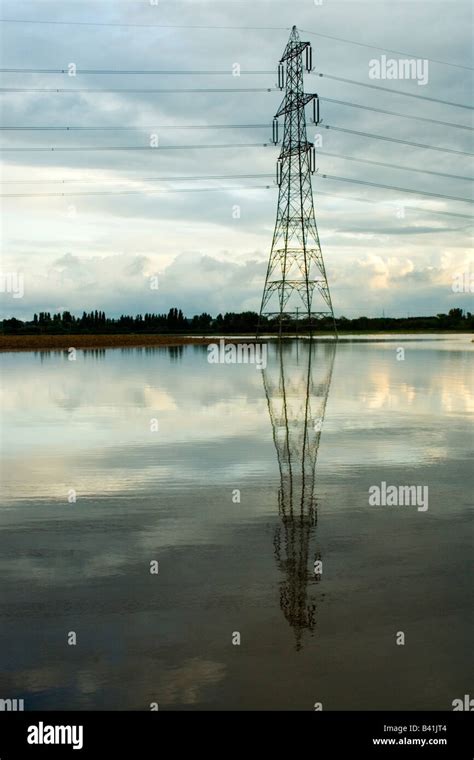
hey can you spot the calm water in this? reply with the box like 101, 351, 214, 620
0, 335, 472, 710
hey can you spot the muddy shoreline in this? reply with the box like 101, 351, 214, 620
0, 331, 470, 351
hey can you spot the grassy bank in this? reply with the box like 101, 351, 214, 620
0, 334, 217, 351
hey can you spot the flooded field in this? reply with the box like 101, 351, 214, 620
0, 335, 472, 710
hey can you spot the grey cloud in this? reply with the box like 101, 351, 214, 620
1, 0, 472, 318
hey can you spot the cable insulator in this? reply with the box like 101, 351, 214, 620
276, 158, 283, 186
306, 45, 313, 72
312, 95, 320, 125
309, 146, 316, 173
272, 118, 279, 144
278, 62, 285, 90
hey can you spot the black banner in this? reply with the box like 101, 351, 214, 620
0, 711, 472, 758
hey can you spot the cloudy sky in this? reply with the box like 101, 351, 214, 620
0, 0, 472, 319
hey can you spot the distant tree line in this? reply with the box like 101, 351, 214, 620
1, 307, 472, 335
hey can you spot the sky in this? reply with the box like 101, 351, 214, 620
0, 0, 473, 319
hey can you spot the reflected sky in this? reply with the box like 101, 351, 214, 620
0, 335, 472, 709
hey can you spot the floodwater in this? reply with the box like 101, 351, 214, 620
0, 335, 472, 710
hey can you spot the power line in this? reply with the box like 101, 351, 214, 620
0, 172, 274, 185
1, 142, 273, 151
1, 73, 472, 128
2, 75, 472, 110
0, 67, 275, 75
2, 154, 469, 185
1, 181, 471, 222
1, 88, 471, 134
317, 151, 472, 182
0, 183, 273, 198
323, 124, 474, 157
0, 124, 269, 131
2, 78, 471, 111
0, 18, 471, 72
300, 28, 473, 71
1, 103, 472, 132
2, 128, 471, 158
0, 86, 275, 93
313, 72, 473, 110
319, 98, 473, 132
1, 71, 472, 130
319, 173, 473, 204
0, 19, 289, 31
314, 190, 473, 221
1, 172, 471, 205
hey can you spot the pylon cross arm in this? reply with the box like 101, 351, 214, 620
275, 93, 316, 119
280, 40, 310, 63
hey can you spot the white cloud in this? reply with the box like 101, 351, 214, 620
1, 0, 472, 319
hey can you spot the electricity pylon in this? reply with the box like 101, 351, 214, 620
258, 26, 336, 336
263, 340, 336, 649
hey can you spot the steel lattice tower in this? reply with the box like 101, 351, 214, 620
262, 340, 336, 649
259, 26, 336, 335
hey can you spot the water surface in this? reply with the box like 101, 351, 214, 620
0, 335, 472, 710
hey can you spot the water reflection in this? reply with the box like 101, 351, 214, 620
83, 348, 107, 359
168, 345, 185, 361
0, 336, 471, 709
263, 340, 336, 650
